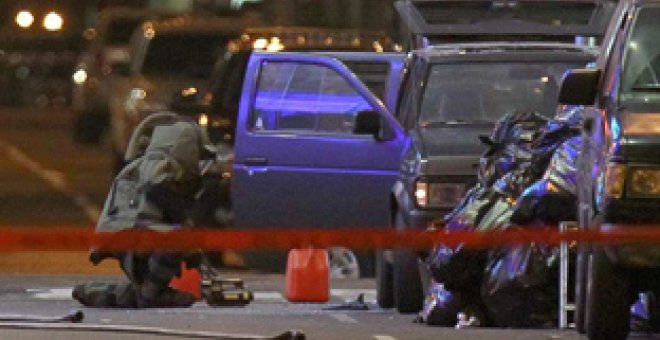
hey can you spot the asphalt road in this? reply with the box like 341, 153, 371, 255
0, 105, 111, 227
0, 105, 648, 339
0, 274, 590, 340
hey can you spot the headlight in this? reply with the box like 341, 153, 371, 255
604, 163, 626, 199
72, 69, 87, 85
414, 179, 466, 209
16, 11, 34, 28
630, 168, 660, 196
43, 12, 63, 31
198, 113, 209, 127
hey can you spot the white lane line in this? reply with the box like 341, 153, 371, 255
253, 291, 287, 303
328, 313, 358, 324
28, 288, 375, 306
373, 335, 397, 340
26, 288, 73, 300
0, 140, 101, 222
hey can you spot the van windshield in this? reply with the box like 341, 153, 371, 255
420, 62, 579, 125
142, 33, 234, 78
620, 5, 660, 112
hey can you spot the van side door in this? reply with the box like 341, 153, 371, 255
232, 52, 406, 229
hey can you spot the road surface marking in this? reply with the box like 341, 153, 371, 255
373, 335, 397, 340
27, 287, 376, 304
0, 140, 101, 222
329, 313, 358, 324
253, 291, 287, 303
26, 288, 73, 300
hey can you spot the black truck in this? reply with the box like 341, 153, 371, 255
379, 0, 613, 314
559, 0, 660, 338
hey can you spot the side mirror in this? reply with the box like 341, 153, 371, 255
558, 68, 601, 105
170, 87, 210, 116
354, 110, 382, 139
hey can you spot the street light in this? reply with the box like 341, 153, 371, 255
15, 10, 34, 29
43, 12, 63, 31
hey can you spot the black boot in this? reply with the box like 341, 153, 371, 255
73, 282, 138, 308
138, 280, 196, 308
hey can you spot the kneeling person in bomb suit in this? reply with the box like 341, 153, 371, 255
74, 114, 207, 308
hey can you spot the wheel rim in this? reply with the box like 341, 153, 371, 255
328, 247, 360, 279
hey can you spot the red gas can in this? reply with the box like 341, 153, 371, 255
285, 248, 329, 302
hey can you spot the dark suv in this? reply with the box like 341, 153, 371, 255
559, 1, 660, 338
378, 0, 612, 314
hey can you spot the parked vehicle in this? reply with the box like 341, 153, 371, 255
170, 26, 401, 277
222, 51, 404, 275
559, 1, 660, 338
0, 2, 85, 108
109, 15, 258, 173
378, 0, 611, 314
71, 7, 178, 144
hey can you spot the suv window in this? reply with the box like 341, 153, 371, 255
251, 62, 373, 134
420, 62, 578, 124
142, 34, 233, 78
620, 5, 660, 111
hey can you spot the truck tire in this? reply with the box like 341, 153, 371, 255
574, 245, 589, 334
649, 291, 660, 332
393, 248, 424, 313
586, 249, 631, 340
392, 211, 424, 313
376, 250, 394, 308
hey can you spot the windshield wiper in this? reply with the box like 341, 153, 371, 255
631, 84, 660, 92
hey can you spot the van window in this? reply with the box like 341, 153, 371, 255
251, 61, 373, 134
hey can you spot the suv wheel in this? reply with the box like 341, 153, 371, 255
376, 250, 394, 308
328, 247, 360, 279
392, 211, 423, 313
586, 249, 631, 340
393, 248, 424, 313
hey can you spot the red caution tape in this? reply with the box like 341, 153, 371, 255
1, 226, 660, 251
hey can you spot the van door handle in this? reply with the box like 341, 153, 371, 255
245, 157, 268, 166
